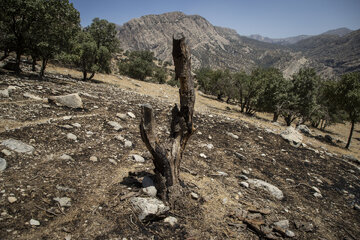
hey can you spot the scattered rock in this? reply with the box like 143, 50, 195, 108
313, 192, 323, 198
60, 124, 73, 129
124, 140, 133, 148
191, 192, 199, 200
72, 123, 81, 128
274, 220, 289, 229
0, 89, 9, 98
59, 154, 74, 161
285, 230, 295, 238
115, 135, 125, 141
164, 216, 178, 226
217, 171, 228, 176
107, 121, 123, 131
296, 125, 312, 135
53, 197, 72, 207
200, 153, 207, 159
23, 92, 43, 101
1, 139, 34, 154
56, 185, 76, 193
127, 112, 136, 118
353, 204, 360, 211
247, 179, 284, 200
240, 181, 249, 188
116, 113, 127, 120
295, 221, 314, 232
142, 176, 155, 188
142, 186, 157, 197
235, 152, 246, 160
239, 175, 248, 180
206, 143, 214, 149
49, 93, 83, 108
130, 197, 169, 221
30, 219, 40, 226
66, 133, 77, 141
280, 127, 303, 147
132, 154, 145, 163
1, 149, 11, 156
227, 132, 239, 139
242, 169, 250, 175
89, 156, 98, 162
8, 196, 17, 203
0, 158, 7, 171
312, 186, 321, 194
109, 159, 117, 165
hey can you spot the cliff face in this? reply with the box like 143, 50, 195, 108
117, 11, 357, 77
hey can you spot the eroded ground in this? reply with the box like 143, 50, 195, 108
0, 69, 359, 239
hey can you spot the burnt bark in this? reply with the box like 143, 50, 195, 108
140, 34, 195, 206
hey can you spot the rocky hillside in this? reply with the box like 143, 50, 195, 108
116, 12, 320, 76
117, 12, 359, 77
290, 29, 360, 74
0, 66, 359, 239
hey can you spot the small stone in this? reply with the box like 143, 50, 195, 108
247, 179, 284, 200
286, 178, 295, 184
30, 219, 40, 226
8, 197, 17, 203
115, 135, 125, 141
130, 197, 169, 221
72, 123, 81, 128
235, 152, 246, 160
132, 154, 145, 163
127, 112, 136, 118
109, 159, 117, 165
53, 197, 71, 207
354, 204, 360, 211
116, 113, 127, 120
312, 186, 321, 194
60, 124, 73, 129
56, 185, 76, 193
1, 139, 34, 154
222, 197, 228, 205
242, 169, 250, 175
191, 192, 199, 200
1, 149, 12, 156
0, 89, 9, 98
66, 133, 77, 141
124, 140, 133, 148
313, 192, 322, 198
164, 216, 178, 226
261, 153, 266, 157
240, 182, 249, 188
274, 220, 289, 229
59, 154, 73, 161
208, 135, 212, 140
285, 230, 295, 238
142, 186, 157, 197
23, 92, 42, 100
217, 171, 228, 176
0, 158, 7, 171
90, 156, 98, 162
108, 121, 123, 131
200, 153, 207, 159
49, 93, 83, 108
239, 175, 248, 180
206, 144, 214, 149
227, 132, 239, 139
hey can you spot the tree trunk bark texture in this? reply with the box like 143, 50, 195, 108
345, 120, 355, 149
140, 34, 195, 206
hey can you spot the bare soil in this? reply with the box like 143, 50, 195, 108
0, 67, 359, 240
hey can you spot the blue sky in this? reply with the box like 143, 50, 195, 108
70, 0, 360, 38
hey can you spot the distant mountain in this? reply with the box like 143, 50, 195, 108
248, 28, 353, 45
248, 34, 311, 45
116, 12, 319, 77
116, 12, 358, 77
290, 29, 360, 74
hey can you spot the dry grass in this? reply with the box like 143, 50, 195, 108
47, 65, 360, 160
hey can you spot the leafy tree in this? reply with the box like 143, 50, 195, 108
119, 50, 155, 81
0, 0, 40, 72
335, 72, 360, 149
68, 18, 119, 80
29, 0, 80, 77
153, 67, 167, 84
256, 68, 288, 122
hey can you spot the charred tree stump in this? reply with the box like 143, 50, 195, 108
139, 34, 195, 206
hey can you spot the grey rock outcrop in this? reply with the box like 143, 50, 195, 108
280, 127, 303, 147
247, 179, 284, 200
130, 197, 169, 221
1, 139, 34, 154
49, 93, 83, 108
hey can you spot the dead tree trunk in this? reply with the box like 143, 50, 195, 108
140, 34, 195, 206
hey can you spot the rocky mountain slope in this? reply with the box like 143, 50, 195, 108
0, 65, 359, 239
116, 12, 319, 76
117, 12, 359, 77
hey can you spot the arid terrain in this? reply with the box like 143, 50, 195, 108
0, 65, 359, 239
